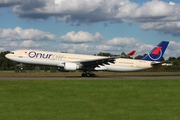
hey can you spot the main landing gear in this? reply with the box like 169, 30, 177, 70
81, 72, 96, 77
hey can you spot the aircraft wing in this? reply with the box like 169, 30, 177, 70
77, 51, 137, 68
78, 57, 115, 68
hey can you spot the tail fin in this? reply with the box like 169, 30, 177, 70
141, 41, 169, 62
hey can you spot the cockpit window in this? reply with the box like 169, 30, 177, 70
10, 52, 14, 54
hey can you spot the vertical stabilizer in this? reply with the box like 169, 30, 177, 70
141, 41, 169, 62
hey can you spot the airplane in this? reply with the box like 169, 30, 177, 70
5, 41, 169, 77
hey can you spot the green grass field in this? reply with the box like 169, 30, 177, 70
0, 79, 180, 120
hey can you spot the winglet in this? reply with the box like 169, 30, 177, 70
141, 41, 169, 62
127, 50, 136, 56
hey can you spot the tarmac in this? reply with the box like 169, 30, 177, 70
0, 75, 180, 80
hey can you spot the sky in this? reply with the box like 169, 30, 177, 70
1, 0, 180, 59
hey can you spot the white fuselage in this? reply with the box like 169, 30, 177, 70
5, 50, 153, 71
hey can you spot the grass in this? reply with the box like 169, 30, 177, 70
0, 79, 180, 120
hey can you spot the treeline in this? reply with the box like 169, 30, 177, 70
0, 51, 16, 70
0, 51, 180, 71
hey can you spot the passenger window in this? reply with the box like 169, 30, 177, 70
10, 52, 14, 54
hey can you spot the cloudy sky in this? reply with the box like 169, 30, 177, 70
1, 0, 180, 59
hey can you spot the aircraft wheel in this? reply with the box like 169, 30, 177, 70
81, 73, 96, 77
91, 73, 96, 77
86, 73, 91, 77
81, 73, 86, 77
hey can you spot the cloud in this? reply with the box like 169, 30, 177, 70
11, 0, 138, 23
54, 39, 180, 60
101, 39, 180, 59
53, 43, 90, 53
1, 28, 180, 59
21, 39, 180, 60
131, 1, 175, 22
11, 0, 180, 23
141, 21, 180, 36
19, 40, 46, 48
54, 36, 156, 57
0, 25, 179, 59
59, 31, 105, 43
101, 37, 154, 56
164, 41, 180, 59
132, 1, 180, 37
106, 37, 141, 47
0, 40, 18, 51
0, 0, 21, 7
0, 40, 18, 47
0, 26, 56, 41
8, 0, 180, 37
0, 40, 47, 51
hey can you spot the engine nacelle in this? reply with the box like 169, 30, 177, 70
64, 62, 79, 71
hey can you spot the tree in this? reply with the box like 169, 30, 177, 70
97, 52, 112, 57
168, 57, 176, 61
0, 51, 16, 70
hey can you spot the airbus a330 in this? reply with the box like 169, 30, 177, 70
5, 41, 169, 77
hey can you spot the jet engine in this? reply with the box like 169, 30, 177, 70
64, 62, 79, 71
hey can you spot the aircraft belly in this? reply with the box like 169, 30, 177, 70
7, 57, 63, 66
104, 65, 145, 71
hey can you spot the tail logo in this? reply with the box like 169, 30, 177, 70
148, 46, 162, 61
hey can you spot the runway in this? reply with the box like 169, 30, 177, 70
0, 75, 180, 80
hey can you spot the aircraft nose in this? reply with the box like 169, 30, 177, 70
5, 54, 10, 59
5, 52, 13, 59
